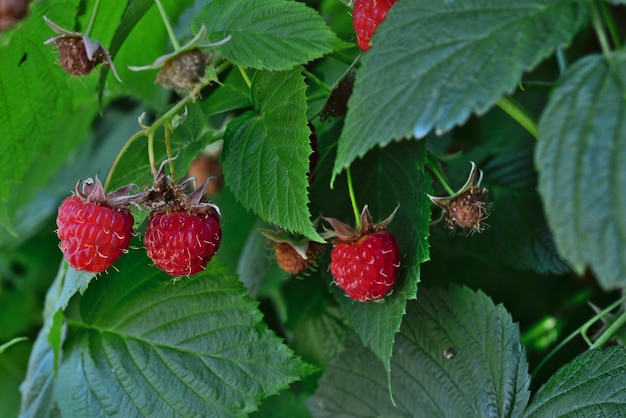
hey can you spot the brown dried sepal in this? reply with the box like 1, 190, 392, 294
157, 49, 210, 90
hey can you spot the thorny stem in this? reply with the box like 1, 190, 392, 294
346, 168, 361, 230
155, 0, 181, 52
104, 81, 208, 190
426, 155, 455, 196
588, 0, 612, 57
532, 294, 626, 379
497, 96, 538, 139
84, 0, 101, 37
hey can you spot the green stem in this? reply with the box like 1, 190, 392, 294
164, 124, 176, 179
497, 96, 538, 139
426, 155, 455, 196
590, 310, 626, 349
588, 0, 612, 56
147, 130, 157, 178
303, 69, 331, 92
346, 168, 361, 230
598, 0, 622, 50
104, 81, 207, 190
238, 66, 252, 88
84, 0, 101, 37
154, 0, 181, 51
532, 295, 626, 378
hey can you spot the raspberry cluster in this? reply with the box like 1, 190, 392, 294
56, 167, 222, 278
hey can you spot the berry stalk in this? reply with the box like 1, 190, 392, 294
154, 0, 181, 51
496, 96, 538, 140
346, 168, 361, 230
84, 0, 101, 37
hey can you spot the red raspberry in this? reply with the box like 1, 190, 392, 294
56, 190, 134, 273
144, 212, 222, 277
330, 230, 400, 302
352, 0, 398, 51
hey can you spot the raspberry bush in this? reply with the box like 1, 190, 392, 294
3, 0, 626, 417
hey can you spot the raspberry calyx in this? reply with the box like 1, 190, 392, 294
56, 177, 139, 273
324, 205, 401, 302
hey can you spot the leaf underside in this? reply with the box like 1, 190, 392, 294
536, 50, 626, 289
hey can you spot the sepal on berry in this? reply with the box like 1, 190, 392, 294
43, 16, 121, 81
73, 176, 141, 209
322, 204, 399, 242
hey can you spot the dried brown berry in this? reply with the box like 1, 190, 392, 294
157, 49, 210, 90
53, 36, 105, 76
429, 162, 491, 235
0, 0, 30, 32
445, 187, 489, 233
274, 241, 325, 275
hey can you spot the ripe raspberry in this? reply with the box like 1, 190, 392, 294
56, 178, 136, 273
324, 205, 400, 302
352, 0, 398, 51
330, 231, 399, 302
144, 211, 221, 277
143, 161, 222, 277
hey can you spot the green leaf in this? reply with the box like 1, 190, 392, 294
333, 0, 587, 180
193, 0, 348, 70
55, 256, 314, 417
536, 50, 626, 289
523, 346, 626, 417
19, 326, 58, 418
0, 1, 94, 222
200, 68, 252, 116
309, 286, 531, 417
222, 68, 321, 242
